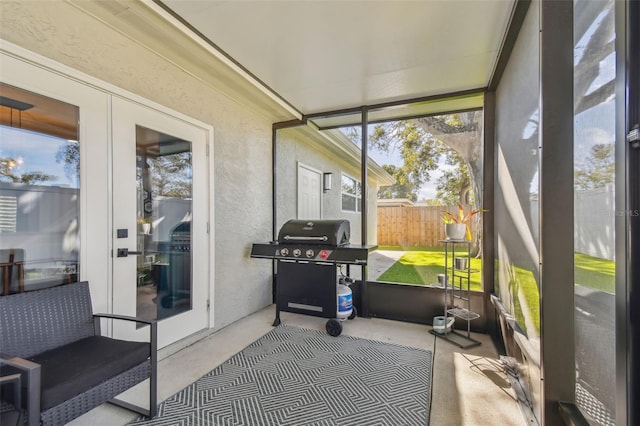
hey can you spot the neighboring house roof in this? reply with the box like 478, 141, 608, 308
377, 198, 415, 207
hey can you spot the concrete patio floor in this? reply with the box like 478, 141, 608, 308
366, 249, 406, 281
69, 305, 525, 426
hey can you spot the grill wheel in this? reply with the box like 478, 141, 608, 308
348, 306, 357, 320
326, 319, 343, 337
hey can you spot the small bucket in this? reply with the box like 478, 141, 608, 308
432, 315, 454, 334
454, 257, 468, 270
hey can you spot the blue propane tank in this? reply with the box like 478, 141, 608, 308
336, 280, 353, 320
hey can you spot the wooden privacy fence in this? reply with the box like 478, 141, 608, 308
377, 204, 477, 247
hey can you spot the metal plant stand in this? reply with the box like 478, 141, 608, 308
430, 239, 481, 348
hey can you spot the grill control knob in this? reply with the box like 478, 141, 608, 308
293, 249, 301, 257
306, 249, 315, 258
280, 248, 289, 256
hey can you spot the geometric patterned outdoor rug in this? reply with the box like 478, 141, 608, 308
129, 325, 432, 426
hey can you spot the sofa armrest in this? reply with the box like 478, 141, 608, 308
92, 313, 157, 366
92, 313, 157, 348
0, 355, 41, 426
91, 314, 158, 416
92, 313, 157, 339
93, 313, 155, 326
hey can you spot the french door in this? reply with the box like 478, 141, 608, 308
111, 97, 210, 348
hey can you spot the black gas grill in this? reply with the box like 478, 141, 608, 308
251, 219, 376, 336
278, 219, 349, 246
251, 220, 372, 264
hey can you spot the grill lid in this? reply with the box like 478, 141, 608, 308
278, 219, 350, 246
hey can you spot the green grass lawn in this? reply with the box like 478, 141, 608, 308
376, 246, 615, 336
500, 253, 614, 336
376, 246, 483, 291
575, 252, 615, 293
376, 246, 615, 293
503, 263, 540, 335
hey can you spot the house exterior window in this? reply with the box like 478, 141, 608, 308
341, 173, 361, 212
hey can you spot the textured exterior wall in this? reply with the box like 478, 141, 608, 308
0, 1, 275, 331
276, 128, 380, 245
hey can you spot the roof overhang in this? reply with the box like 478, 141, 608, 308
280, 124, 396, 187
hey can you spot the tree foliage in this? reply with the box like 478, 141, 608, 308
0, 156, 56, 184
378, 164, 419, 201
575, 143, 614, 190
368, 121, 437, 200
56, 142, 80, 183
344, 112, 483, 253
436, 154, 471, 206
360, 113, 478, 206
147, 152, 192, 198
415, 113, 481, 206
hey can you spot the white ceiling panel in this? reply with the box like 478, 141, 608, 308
161, 0, 515, 116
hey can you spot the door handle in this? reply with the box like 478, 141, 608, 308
116, 248, 143, 258
628, 126, 639, 148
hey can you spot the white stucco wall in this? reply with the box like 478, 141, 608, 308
0, 1, 281, 331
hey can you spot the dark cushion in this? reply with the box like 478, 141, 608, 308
29, 336, 149, 410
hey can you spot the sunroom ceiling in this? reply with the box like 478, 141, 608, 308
159, 0, 515, 125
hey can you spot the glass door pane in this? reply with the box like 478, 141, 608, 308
0, 83, 80, 295
135, 125, 193, 322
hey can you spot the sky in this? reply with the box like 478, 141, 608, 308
368, 144, 451, 201
0, 126, 78, 188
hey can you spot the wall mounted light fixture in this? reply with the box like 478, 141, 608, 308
323, 172, 333, 192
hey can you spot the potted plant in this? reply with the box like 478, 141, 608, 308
442, 204, 484, 241
137, 215, 152, 234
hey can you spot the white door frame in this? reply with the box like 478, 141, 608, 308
0, 48, 112, 312
1, 43, 215, 346
111, 96, 211, 347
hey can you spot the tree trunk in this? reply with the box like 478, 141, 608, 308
415, 113, 484, 257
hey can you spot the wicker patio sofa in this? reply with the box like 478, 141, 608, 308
0, 281, 157, 426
